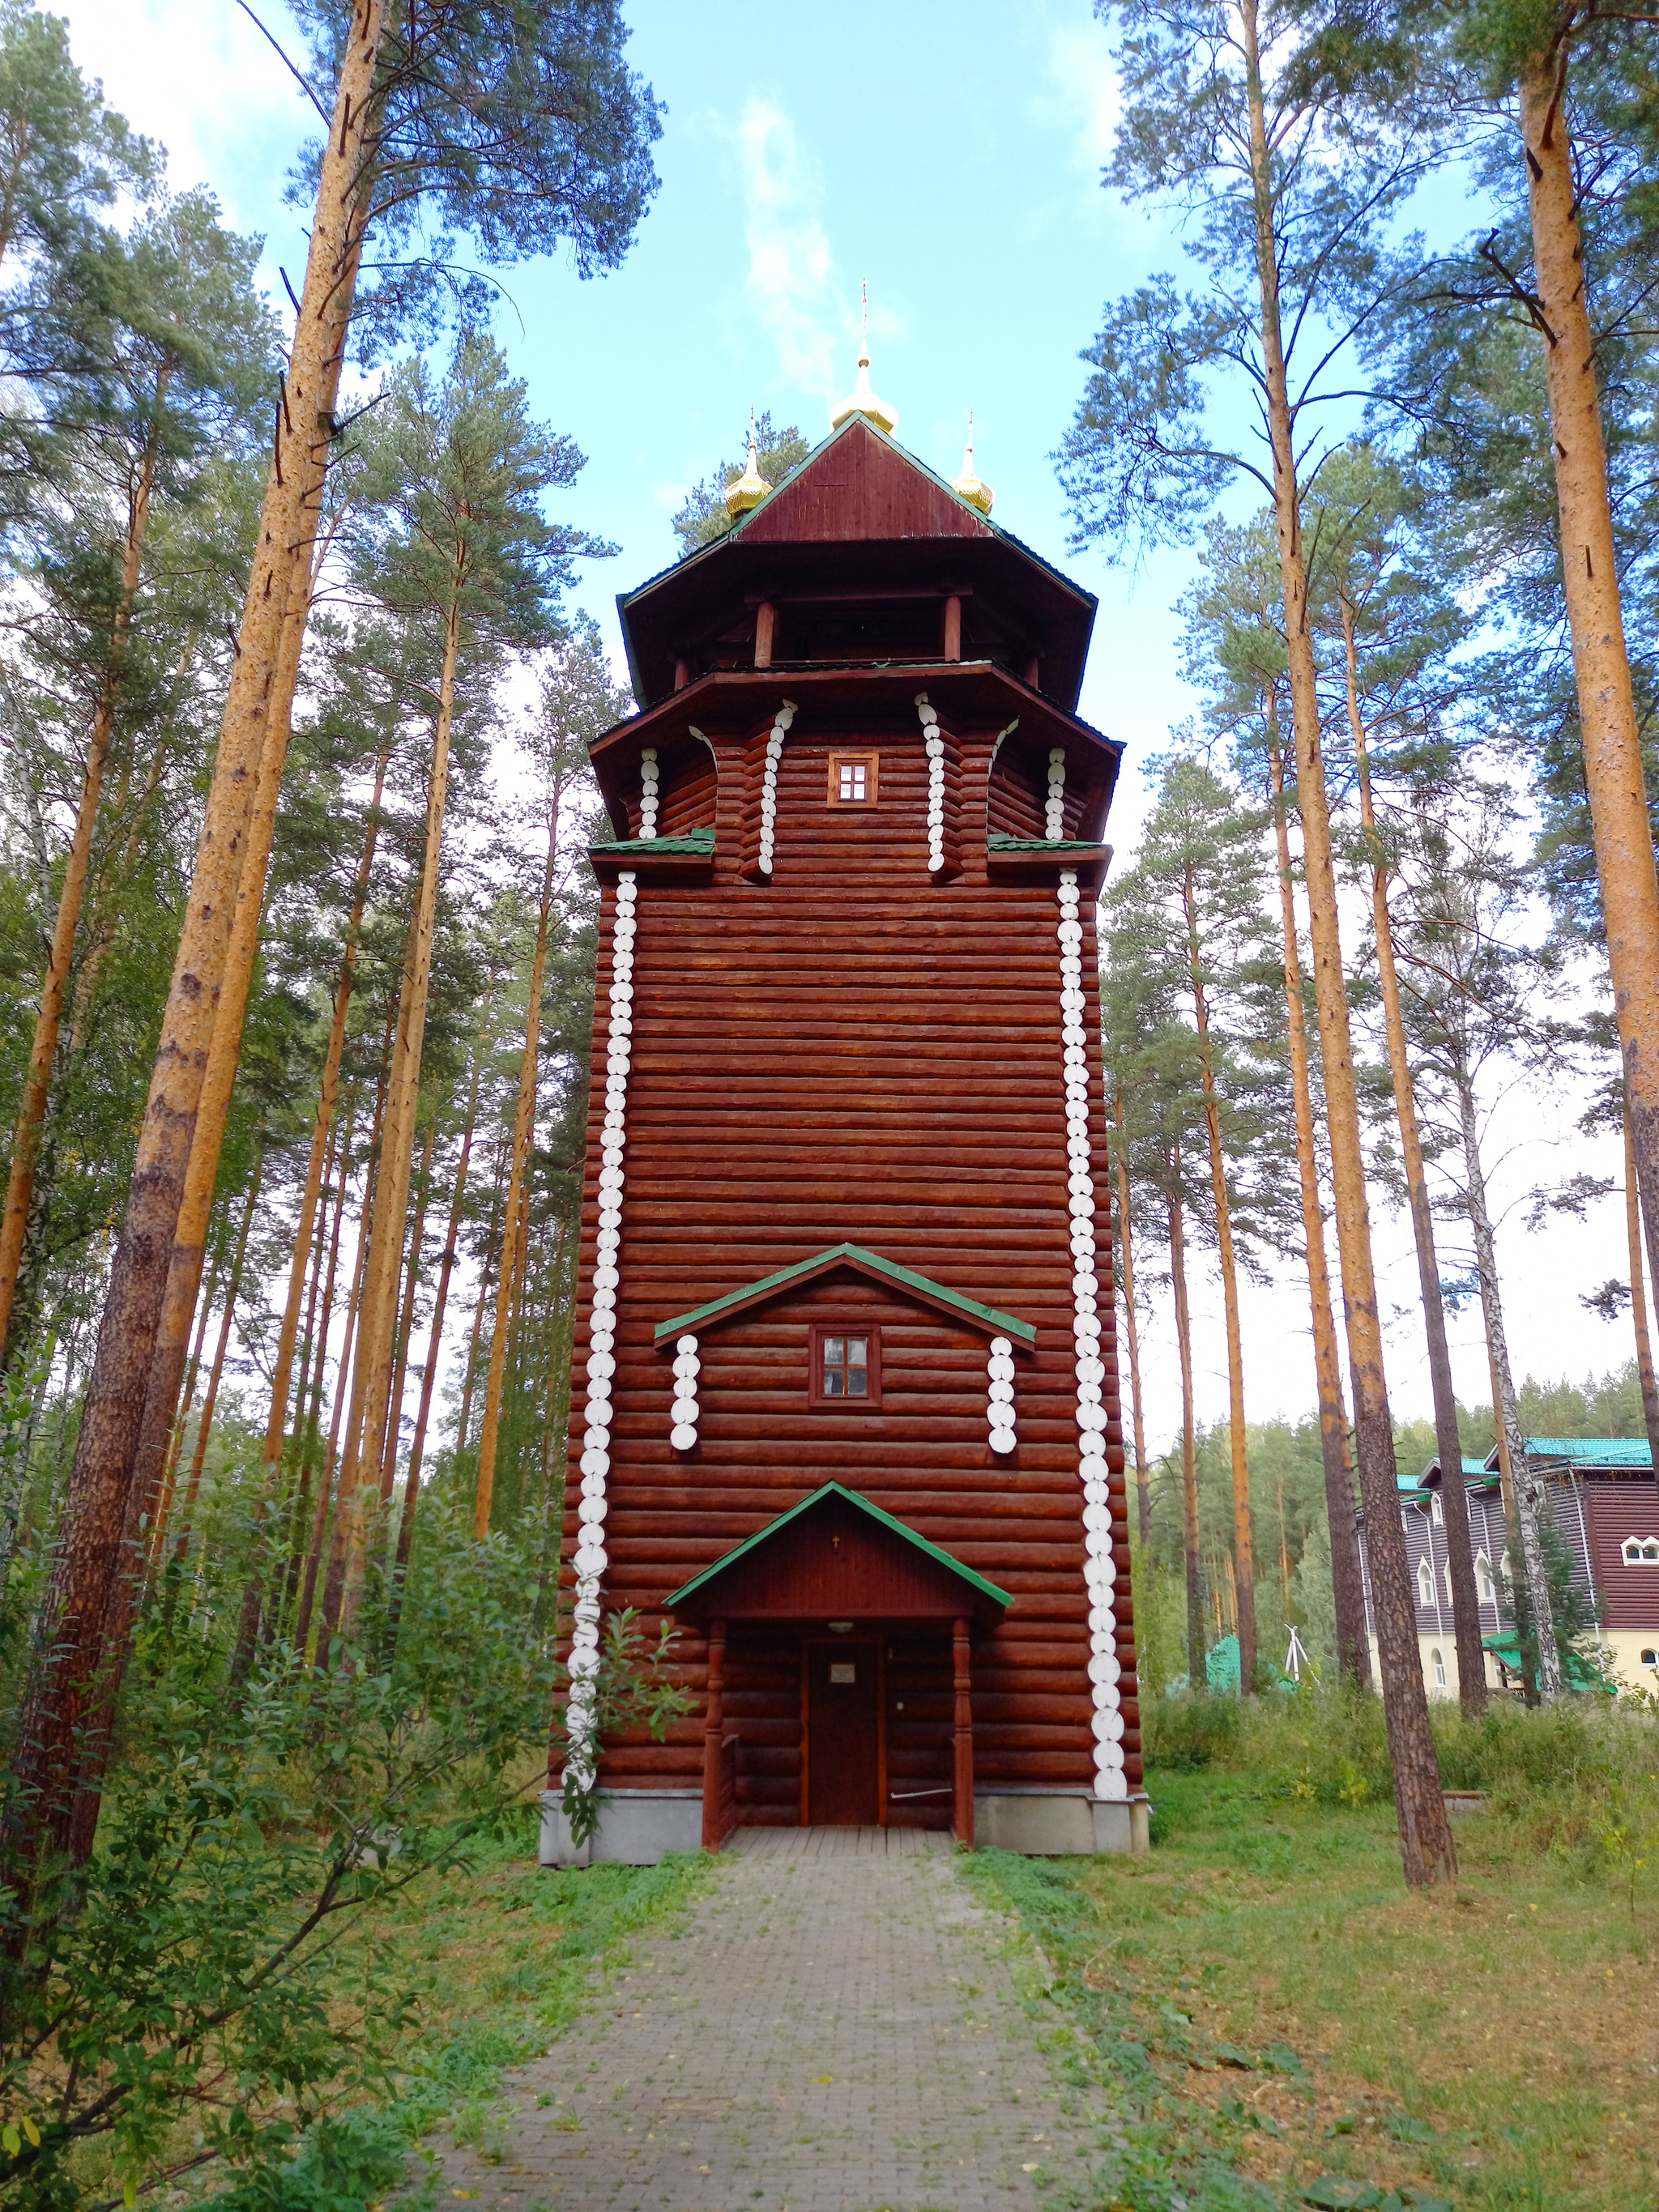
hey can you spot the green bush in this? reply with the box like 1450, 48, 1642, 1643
1142, 1693, 1244, 1768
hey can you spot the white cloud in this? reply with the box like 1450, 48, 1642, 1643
1048, 23, 1120, 173
736, 97, 843, 414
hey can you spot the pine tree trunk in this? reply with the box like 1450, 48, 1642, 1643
475, 803, 561, 1538
1267, 735, 1370, 1687
146, 1224, 223, 1571
1167, 1155, 1205, 1688
1452, 1047, 1560, 1697
2, 6, 386, 1890
0, 420, 164, 1365
1341, 603, 1486, 1715
1240, 0, 1452, 1882
387, 995, 493, 1623
168, 1149, 264, 1582
335, 604, 461, 1634
257, 736, 392, 1518
282, 1101, 354, 1633
1523, 54, 1659, 1345
457, 1149, 509, 1455
380, 1123, 435, 1505
1623, 1112, 1659, 1466
1183, 860, 1257, 1692
1112, 1088, 1152, 1545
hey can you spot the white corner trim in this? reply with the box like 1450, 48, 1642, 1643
915, 692, 947, 875
639, 748, 659, 840
566, 867, 638, 1792
757, 700, 797, 876
1056, 868, 1126, 1802
1045, 747, 1066, 841
987, 1334, 1017, 1455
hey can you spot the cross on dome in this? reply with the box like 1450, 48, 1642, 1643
724, 407, 772, 517
953, 409, 994, 515
830, 279, 898, 434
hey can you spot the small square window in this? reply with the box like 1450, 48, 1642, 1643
826, 751, 879, 806
809, 1323, 882, 1407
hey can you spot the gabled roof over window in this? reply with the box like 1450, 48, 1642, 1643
652, 1241, 1035, 1349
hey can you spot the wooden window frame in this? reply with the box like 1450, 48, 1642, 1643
808, 1322, 882, 1408
826, 750, 880, 807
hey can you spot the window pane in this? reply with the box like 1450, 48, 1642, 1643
824, 1337, 843, 1366
847, 1370, 868, 1396
824, 1370, 844, 1396
847, 1337, 868, 1367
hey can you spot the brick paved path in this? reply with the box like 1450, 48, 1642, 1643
429, 1828, 1100, 2211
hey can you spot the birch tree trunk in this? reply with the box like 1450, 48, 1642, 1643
1524, 53, 1659, 1336
3, 1, 387, 1890
1112, 1087, 1152, 1545
0, 411, 165, 1364
1452, 1048, 1560, 1697
1342, 603, 1486, 1715
1167, 1156, 1205, 1688
1267, 736, 1370, 1686
1182, 862, 1257, 1690
474, 799, 562, 1538
1241, 0, 1453, 1882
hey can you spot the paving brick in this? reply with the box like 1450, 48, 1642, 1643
428, 1829, 1098, 2210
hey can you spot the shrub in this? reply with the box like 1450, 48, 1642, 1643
1142, 1693, 1244, 1769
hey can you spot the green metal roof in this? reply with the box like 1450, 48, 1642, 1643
653, 1240, 1036, 1346
664, 1479, 1013, 1613
986, 832, 1108, 855
591, 829, 715, 857
1523, 1436, 1653, 1469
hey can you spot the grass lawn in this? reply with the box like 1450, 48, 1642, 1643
189, 1814, 714, 2209
970, 1770, 1657, 2212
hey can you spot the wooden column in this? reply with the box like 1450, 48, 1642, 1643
754, 602, 775, 668
952, 1615, 974, 1849
943, 595, 962, 662
673, 655, 689, 691
702, 1617, 727, 1851
1023, 650, 1041, 687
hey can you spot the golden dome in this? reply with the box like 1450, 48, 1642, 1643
953, 411, 993, 515
830, 280, 898, 435
724, 413, 772, 517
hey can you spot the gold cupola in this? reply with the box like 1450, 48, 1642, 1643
724, 411, 772, 518
830, 280, 898, 434
953, 411, 994, 515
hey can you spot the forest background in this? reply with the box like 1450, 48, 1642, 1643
0, 0, 1655, 2192
47, 0, 1643, 1456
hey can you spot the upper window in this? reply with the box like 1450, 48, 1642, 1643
1417, 1558, 1435, 1607
809, 1323, 882, 1407
1475, 1551, 1495, 1602
827, 751, 879, 806
1622, 1536, 1659, 1565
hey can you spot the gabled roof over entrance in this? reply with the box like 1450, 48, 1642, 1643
652, 1241, 1035, 1349
665, 1481, 1013, 1625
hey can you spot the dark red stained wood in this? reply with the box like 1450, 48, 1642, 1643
804, 1641, 881, 1824
739, 419, 996, 548
668, 1487, 1006, 1625
561, 463, 1140, 1819
1581, 1475, 1659, 1628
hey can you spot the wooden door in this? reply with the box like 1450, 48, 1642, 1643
804, 1641, 881, 1825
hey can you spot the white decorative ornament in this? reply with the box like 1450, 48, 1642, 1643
669, 1331, 700, 1451
756, 701, 797, 876
1053, 869, 1128, 1804
985, 1333, 1017, 1455
638, 747, 659, 838
565, 869, 641, 1804
1045, 747, 1068, 841
915, 693, 948, 874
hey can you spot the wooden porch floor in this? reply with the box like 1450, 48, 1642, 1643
727, 1824, 953, 1858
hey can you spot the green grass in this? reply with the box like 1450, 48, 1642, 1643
968, 1758, 1659, 2212
198, 1810, 714, 2210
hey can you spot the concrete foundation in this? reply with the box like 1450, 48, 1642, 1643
539, 1788, 703, 1868
974, 1788, 1150, 1856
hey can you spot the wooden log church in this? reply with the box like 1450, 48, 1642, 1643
543, 344, 1147, 1862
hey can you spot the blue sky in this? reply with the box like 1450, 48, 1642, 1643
56, 0, 1637, 1447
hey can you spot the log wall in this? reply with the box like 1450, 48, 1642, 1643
563, 702, 1141, 1804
